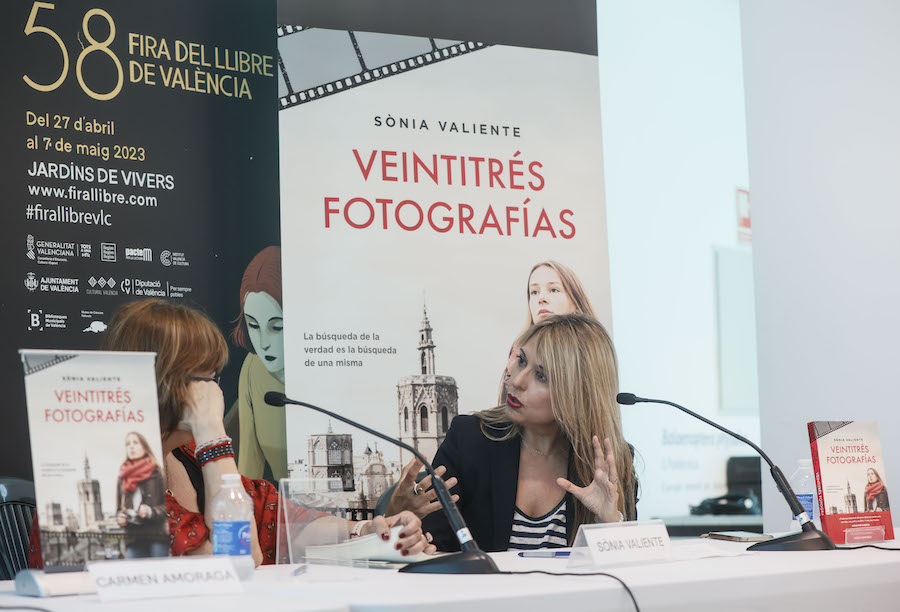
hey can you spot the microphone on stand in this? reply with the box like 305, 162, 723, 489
617, 392, 836, 551
264, 391, 499, 573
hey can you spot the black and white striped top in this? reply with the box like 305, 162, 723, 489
508, 496, 568, 550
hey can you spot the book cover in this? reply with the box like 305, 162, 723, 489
277, 4, 610, 518
21, 349, 168, 570
808, 420, 893, 544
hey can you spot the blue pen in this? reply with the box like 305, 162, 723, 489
517, 550, 570, 558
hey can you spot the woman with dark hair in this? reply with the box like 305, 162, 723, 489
391, 314, 637, 551
110, 299, 433, 564
864, 468, 889, 512
230, 246, 287, 480
116, 432, 168, 558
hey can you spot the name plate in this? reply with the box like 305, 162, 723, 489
88, 555, 243, 602
568, 519, 671, 568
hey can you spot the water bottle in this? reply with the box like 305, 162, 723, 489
788, 459, 818, 530
211, 473, 252, 556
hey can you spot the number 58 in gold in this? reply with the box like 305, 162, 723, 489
23, 1, 124, 101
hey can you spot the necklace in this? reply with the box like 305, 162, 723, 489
520, 436, 552, 457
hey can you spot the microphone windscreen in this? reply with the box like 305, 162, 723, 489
264, 391, 287, 407
616, 392, 638, 405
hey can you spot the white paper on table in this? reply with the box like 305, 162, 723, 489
304, 525, 434, 563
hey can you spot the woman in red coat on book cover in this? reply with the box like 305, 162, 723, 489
864, 467, 890, 512
116, 431, 169, 558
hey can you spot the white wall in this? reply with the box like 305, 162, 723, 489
598, 0, 757, 518
741, 0, 900, 531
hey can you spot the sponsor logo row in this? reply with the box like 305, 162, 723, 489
26, 276, 193, 335
25, 272, 193, 299
26, 234, 189, 267
27, 308, 106, 334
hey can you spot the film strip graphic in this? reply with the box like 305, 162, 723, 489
809, 421, 854, 441
277, 25, 491, 109
23, 353, 77, 376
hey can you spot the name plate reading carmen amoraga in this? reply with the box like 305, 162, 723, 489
569, 520, 671, 568
89, 555, 243, 602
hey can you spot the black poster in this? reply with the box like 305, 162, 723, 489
0, 0, 279, 479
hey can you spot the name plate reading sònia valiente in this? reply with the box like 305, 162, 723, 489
88, 555, 243, 602
568, 519, 671, 568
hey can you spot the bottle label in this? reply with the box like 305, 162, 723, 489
212, 520, 251, 556
796, 493, 815, 519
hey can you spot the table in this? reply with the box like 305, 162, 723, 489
0, 578, 347, 612
3, 538, 900, 611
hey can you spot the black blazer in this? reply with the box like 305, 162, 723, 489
423, 415, 558, 552
422, 415, 639, 552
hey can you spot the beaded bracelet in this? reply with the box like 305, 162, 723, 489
195, 435, 232, 454
199, 441, 232, 455
197, 442, 235, 467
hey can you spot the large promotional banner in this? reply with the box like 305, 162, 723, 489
278, 1, 609, 518
0, 1, 280, 480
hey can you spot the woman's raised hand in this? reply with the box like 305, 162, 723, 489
365, 511, 437, 556
180, 379, 226, 442
385, 457, 459, 519
556, 436, 622, 523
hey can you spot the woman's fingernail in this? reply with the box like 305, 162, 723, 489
382, 533, 390, 541
395, 543, 402, 550
398, 532, 406, 538
402, 550, 409, 556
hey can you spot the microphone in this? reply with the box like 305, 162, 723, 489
617, 392, 836, 551
264, 391, 499, 573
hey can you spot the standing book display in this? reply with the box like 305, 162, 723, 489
808, 421, 893, 544
20, 350, 168, 571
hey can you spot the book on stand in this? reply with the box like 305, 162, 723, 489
20, 349, 168, 570
808, 421, 893, 544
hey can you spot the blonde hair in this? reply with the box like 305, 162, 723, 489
103, 299, 229, 435
477, 313, 635, 541
523, 261, 595, 330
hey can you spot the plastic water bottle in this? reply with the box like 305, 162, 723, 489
789, 459, 818, 530
211, 473, 252, 556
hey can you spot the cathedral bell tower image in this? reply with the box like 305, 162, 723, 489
397, 306, 459, 464
77, 455, 103, 527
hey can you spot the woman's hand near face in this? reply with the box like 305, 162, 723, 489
180, 380, 226, 443
556, 436, 622, 523
505, 344, 519, 377
364, 511, 437, 557
385, 458, 459, 519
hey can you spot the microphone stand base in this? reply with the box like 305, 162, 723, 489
747, 525, 836, 551
399, 549, 500, 574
